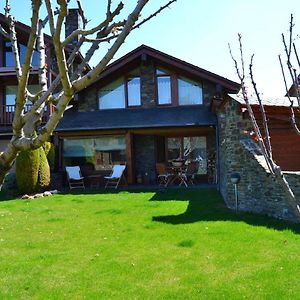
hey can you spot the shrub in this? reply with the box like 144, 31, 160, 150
43, 141, 55, 171
16, 148, 40, 194
37, 147, 51, 191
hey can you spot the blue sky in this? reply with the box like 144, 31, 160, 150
4, 0, 300, 97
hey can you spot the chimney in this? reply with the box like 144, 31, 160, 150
65, 9, 81, 46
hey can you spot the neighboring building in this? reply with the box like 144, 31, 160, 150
0, 10, 87, 159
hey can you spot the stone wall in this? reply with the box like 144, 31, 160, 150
218, 99, 300, 222
140, 62, 156, 108
133, 135, 156, 184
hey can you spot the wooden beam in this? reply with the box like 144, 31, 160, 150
125, 132, 134, 184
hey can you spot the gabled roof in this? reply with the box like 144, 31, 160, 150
89, 45, 240, 93
229, 94, 299, 107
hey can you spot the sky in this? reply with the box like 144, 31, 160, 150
3, 0, 300, 97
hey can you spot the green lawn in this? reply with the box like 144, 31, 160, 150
1, 188, 300, 299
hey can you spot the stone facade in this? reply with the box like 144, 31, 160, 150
140, 62, 156, 108
218, 98, 300, 222
133, 135, 156, 184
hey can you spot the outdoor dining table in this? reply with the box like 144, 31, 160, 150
86, 174, 102, 188
165, 165, 188, 187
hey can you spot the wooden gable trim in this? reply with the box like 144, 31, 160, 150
88, 45, 240, 93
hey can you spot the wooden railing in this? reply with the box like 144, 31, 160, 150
0, 104, 53, 125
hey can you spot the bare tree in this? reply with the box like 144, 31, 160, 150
0, 0, 176, 185
279, 14, 300, 135
229, 34, 300, 220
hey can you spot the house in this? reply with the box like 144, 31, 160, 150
54, 45, 240, 185
1, 12, 300, 222
54, 44, 300, 222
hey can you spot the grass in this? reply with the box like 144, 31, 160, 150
1, 188, 300, 299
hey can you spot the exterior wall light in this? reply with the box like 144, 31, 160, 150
230, 172, 241, 212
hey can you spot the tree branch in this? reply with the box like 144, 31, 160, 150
62, 1, 124, 48
249, 54, 273, 158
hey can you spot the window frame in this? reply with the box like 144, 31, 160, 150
125, 75, 142, 108
3, 40, 39, 68
155, 66, 203, 107
98, 74, 142, 110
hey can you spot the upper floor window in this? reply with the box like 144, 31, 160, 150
5, 85, 40, 112
99, 78, 125, 109
156, 68, 171, 105
156, 68, 203, 106
178, 77, 203, 105
4, 41, 39, 67
99, 70, 141, 110
127, 77, 141, 106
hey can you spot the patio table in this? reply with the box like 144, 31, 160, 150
87, 174, 102, 188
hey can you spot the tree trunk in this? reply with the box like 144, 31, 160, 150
0, 143, 18, 188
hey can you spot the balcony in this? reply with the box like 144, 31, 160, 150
0, 104, 53, 126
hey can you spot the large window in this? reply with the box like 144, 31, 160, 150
156, 69, 171, 105
99, 70, 141, 109
5, 85, 40, 112
99, 78, 125, 109
178, 77, 203, 105
63, 136, 126, 170
167, 136, 207, 174
4, 41, 39, 67
156, 68, 203, 106
127, 77, 141, 106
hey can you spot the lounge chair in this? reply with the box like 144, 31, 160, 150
66, 166, 85, 189
104, 165, 127, 189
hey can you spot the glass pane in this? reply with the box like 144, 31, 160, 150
128, 77, 141, 106
178, 77, 203, 105
184, 137, 207, 174
63, 138, 95, 167
156, 68, 169, 75
99, 78, 125, 109
5, 86, 17, 112
19, 44, 27, 65
167, 137, 181, 161
5, 85, 41, 112
4, 41, 14, 67
4, 42, 39, 67
63, 136, 126, 171
17, 44, 40, 66
157, 76, 171, 105
94, 136, 126, 170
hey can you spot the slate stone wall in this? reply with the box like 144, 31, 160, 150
218, 99, 300, 222
78, 88, 98, 112
133, 135, 156, 184
140, 63, 156, 108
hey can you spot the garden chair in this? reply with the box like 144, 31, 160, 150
186, 162, 199, 185
156, 163, 172, 186
66, 166, 85, 189
104, 165, 127, 189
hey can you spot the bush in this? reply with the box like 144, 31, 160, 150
43, 142, 55, 171
16, 148, 40, 194
37, 147, 51, 191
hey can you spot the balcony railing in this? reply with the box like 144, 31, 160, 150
0, 104, 53, 125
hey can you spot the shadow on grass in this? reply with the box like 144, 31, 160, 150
150, 188, 300, 234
